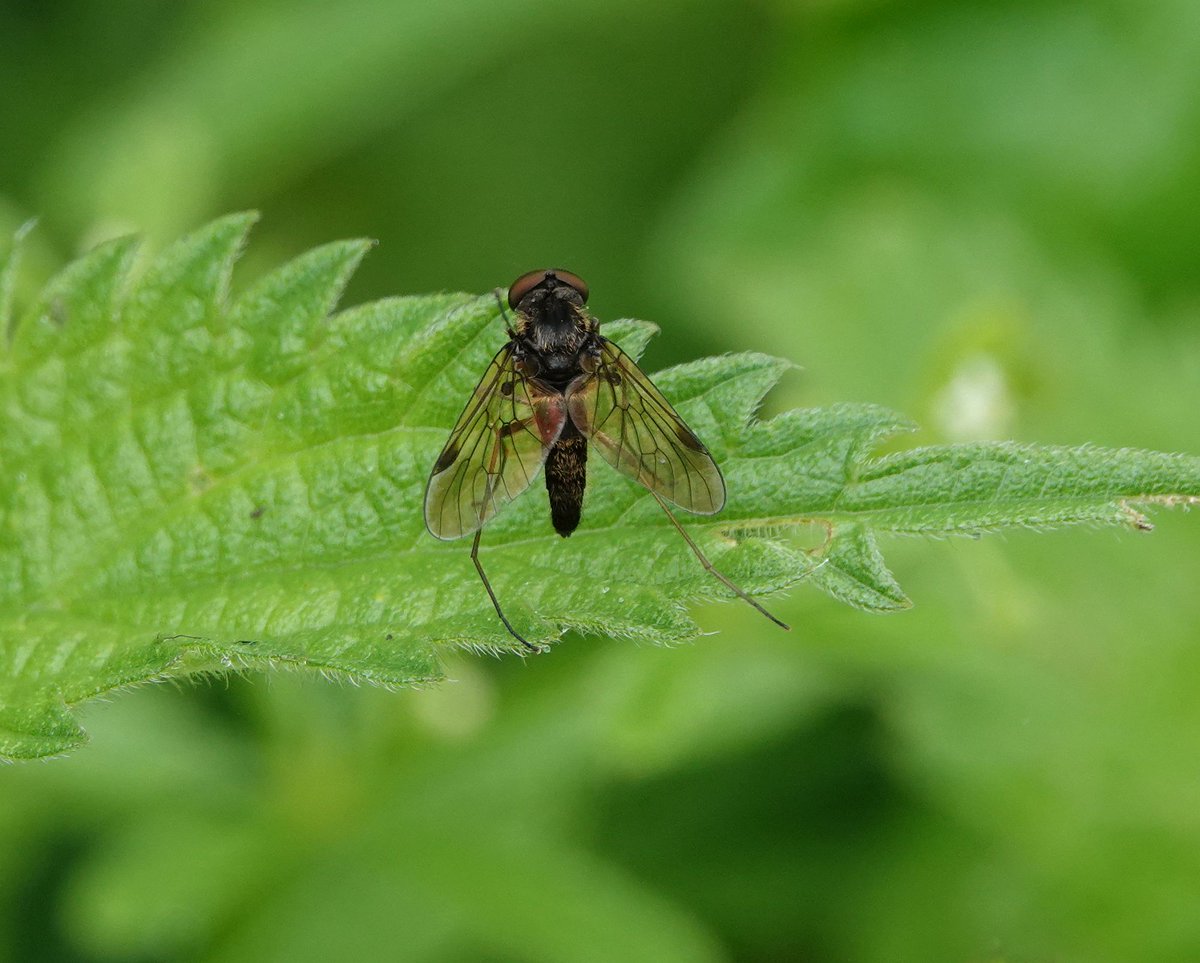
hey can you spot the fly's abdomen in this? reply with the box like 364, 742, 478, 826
545, 422, 588, 536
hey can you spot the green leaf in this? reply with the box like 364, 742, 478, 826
3, 215, 1199, 760
808, 523, 911, 614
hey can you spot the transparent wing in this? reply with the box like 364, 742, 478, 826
425, 344, 567, 539
567, 337, 725, 514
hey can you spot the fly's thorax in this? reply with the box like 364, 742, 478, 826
513, 276, 583, 326
517, 297, 586, 340
528, 316, 588, 356
511, 276, 594, 355
511, 309, 595, 387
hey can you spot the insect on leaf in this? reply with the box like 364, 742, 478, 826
1, 217, 1199, 760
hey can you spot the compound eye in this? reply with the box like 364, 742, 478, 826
506, 268, 590, 309
507, 269, 551, 310
553, 269, 589, 304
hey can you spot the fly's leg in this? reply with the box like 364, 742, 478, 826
471, 526, 543, 653
472, 415, 545, 654
649, 490, 791, 631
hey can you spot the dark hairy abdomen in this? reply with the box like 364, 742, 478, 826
545, 420, 588, 536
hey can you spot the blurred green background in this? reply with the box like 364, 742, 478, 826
3, 0, 1200, 960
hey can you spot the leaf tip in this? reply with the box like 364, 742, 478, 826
0, 699, 89, 762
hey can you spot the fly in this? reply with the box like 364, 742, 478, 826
424, 269, 789, 651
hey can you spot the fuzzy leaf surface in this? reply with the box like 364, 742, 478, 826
3, 217, 1199, 758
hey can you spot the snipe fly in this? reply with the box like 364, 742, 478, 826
424, 269, 788, 650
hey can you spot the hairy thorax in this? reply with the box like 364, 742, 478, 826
516, 304, 596, 390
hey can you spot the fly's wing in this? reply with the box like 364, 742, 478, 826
566, 337, 726, 514
425, 344, 567, 539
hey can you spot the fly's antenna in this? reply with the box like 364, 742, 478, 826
493, 288, 518, 339
471, 436, 544, 654
649, 490, 791, 630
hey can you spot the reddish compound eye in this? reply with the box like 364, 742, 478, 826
507, 269, 548, 309
551, 269, 589, 303
507, 269, 590, 309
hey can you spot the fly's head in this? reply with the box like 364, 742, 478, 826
507, 269, 591, 334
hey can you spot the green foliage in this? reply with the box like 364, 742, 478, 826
2, 217, 1199, 761
3, 3, 1200, 961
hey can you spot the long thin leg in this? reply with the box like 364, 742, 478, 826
471, 526, 543, 653
650, 491, 791, 630
472, 410, 543, 653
